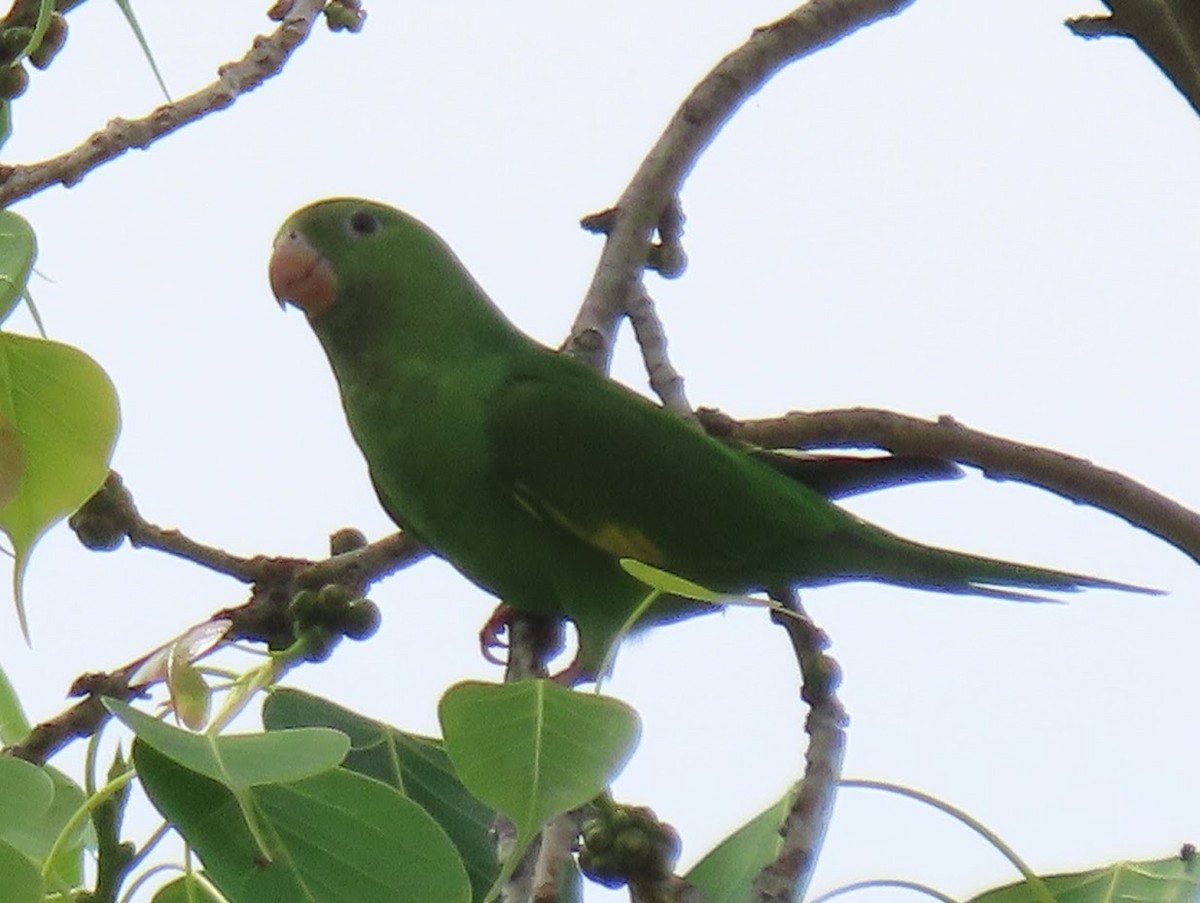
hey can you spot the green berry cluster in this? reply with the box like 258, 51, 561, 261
578, 804, 681, 889
288, 583, 381, 662
0, 12, 68, 99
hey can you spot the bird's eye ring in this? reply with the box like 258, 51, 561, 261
348, 210, 379, 237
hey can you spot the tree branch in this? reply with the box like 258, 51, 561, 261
9, 476, 428, 766
699, 406, 1200, 566
569, 0, 915, 373
0, 0, 330, 207
755, 590, 847, 901
70, 471, 429, 585
626, 292, 696, 420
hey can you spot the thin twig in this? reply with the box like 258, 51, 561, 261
626, 292, 696, 420
125, 516, 266, 585
5, 674, 133, 765
299, 531, 429, 587
699, 406, 1200, 566
71, 471, 429, 584
754, 590, 847, 901
9, 479, 428, 765
0, 0, 330, 207
568, 0, 916, 372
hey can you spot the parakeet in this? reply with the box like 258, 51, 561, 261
268, 198, 1156, 680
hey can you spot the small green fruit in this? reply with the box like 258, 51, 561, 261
0, 28, 32, 64
288, 588, 319, 626
0, 63, 29, 99
324, 0, 365, 32
315, 583, 354, 622
30, 14, 68, 70
329, 527, 368, 556
342, 599, 381, 641
68, 504, 125, 551
301, 629, 339, 663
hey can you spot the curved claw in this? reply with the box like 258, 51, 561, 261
478, 603, 514, 666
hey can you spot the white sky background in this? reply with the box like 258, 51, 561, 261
1, 1, 1197, 900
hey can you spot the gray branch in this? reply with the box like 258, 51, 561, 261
567, 0, 916, 373
626, 292, 696, 420
0, 0, 329, 207
700, 405, 1199, 567
755, 591, 847, 901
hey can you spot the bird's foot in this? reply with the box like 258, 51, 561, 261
478, 603, 513, 666
547, 655, 592, 687
479, 606, 583, 682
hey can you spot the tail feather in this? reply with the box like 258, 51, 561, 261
813, 525, 1164, 600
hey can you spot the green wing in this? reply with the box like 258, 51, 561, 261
484, 353, 848, 592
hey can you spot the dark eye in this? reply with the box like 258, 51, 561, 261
348, 210, 379, 236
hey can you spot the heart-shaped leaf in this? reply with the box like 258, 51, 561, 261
0, 332, 119, 639
439, 679, 639, 894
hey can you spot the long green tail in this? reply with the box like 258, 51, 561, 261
810, 524, 1162, 600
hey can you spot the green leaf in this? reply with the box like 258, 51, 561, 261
606, 560, 766, 677
0, 840, 41, 903
0, 759, 85, 885
0, 211, 35, 324
263, 688, 498, 902
971, 853, 1200, 903
151, 873, 226, 903
135, 741, 471, 903
619, 558, 726, 603
0, 662, 30, 744
106, 698, 349, 788
113, 0, 170, 101
686, 789, 794, 902
166, 641, 212, 731
17, 767, 86, 885
0, 756, 53, 835
0, 332, 119, 639
438, 679, 639, 884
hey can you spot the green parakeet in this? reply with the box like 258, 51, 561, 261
268, 198, 1156, 680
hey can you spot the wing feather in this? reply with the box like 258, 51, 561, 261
484, 356, 839, 589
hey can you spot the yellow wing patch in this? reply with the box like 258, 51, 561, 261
513, 482, 665, 565
586, 522, 665, 565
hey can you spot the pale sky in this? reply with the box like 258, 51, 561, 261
1, 2, 1196, 900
